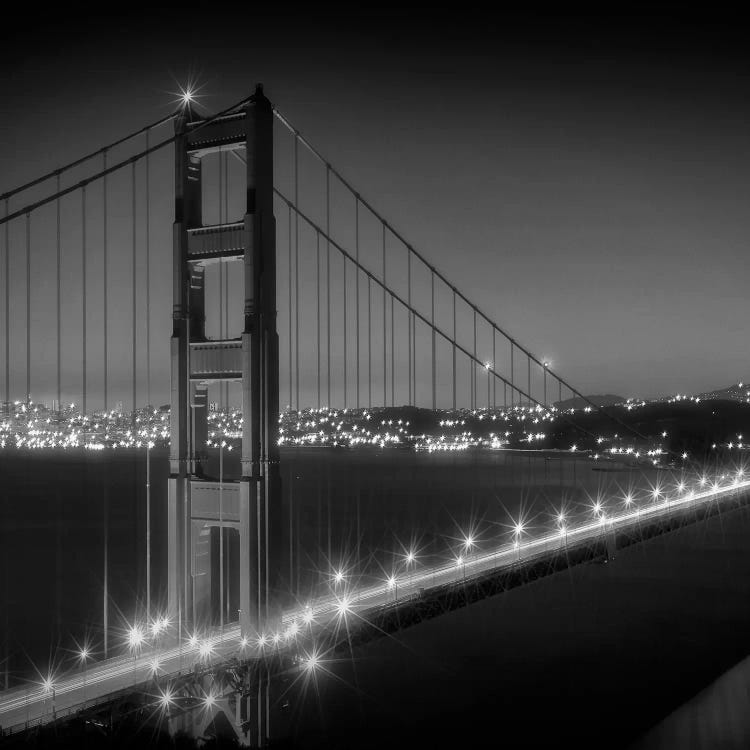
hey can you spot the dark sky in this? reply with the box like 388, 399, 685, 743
1, 8, 749, 407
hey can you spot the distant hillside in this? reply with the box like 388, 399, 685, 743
553, 394, 626, 411
696, 382, 750, 403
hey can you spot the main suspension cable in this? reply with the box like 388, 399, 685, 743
0, 112, 176, 203
273, 107, 646, 439
277, 192, 604, 442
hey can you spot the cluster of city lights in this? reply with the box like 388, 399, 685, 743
3, 393, 749, 460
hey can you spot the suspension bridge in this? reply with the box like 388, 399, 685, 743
0, 84, 747, 747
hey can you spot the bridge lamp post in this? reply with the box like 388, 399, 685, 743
42, 676, 56, 720
151, 616, 168, 663
513, 522, 524, 560
556, 511, 566, 546
405, 549, 417, 589
455, 554, 465, 581
652, 487, 661, 507
386, 574, 397, 601
77, 647, 90, 704
127, 626, 145, 687
332, 568, 345, 590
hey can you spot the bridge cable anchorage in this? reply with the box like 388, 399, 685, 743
275, 192, 604, 443
0, 95, 254, 228
0, 112, 176, 204
272, 106, 649, 443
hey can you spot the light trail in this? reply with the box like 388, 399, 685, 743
1, 473, 749, 734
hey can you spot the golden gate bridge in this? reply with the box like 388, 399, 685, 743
0, 84, 747, 746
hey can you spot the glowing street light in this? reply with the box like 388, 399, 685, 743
304, 651, 321, 673
462, 534, 476, 554
42, 676, 56, 719
159, 689, 175, 713
77, 647, 91, 703
127, 625, 145, 686
199, 640, 214, 662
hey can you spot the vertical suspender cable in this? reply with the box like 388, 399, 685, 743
510, 342, 514, 409
287, 204, 292, 410
527, 357, 531, 408
25, 213, 30, 404
56, 174, 61, 412
472, 309, 477, 411
145, 130, 151, 408
367, 275, 371, 409
390, 293, 394, 407
355, 197, 360, 408
343, 252, 347, 408
412, 289, 416, 406
316, 229, 321, 409
559, 379, 562, 405
452, 289, 456, 411
407, 250, 411, 406
487, 355, 490, 408
492, 328, 496, 409
219, 148, 226, 411
223, 149, 229, 409
382, 223, 386, 407
103, 150, 108, 414
4, 199, 8, 408
431, 271, 436, 411
132, 161, 137, 419
82, 188, 87, 418
294, 135, 300, 413
326, 166, 331, 407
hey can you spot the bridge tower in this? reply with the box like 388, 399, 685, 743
168, 85, 282, 641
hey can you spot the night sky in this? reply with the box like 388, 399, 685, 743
1, 9, 749, 407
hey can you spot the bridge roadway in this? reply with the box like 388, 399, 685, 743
1, 475, 749, 736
